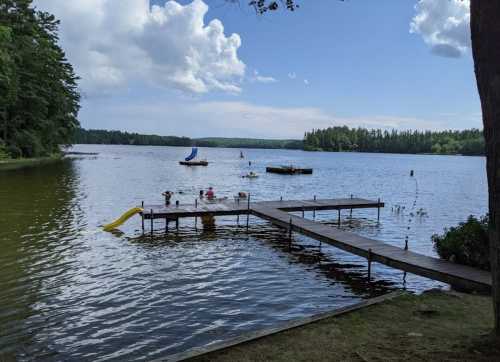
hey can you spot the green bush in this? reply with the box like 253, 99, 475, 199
432, 215, 490, 271
0, 142, 9, 160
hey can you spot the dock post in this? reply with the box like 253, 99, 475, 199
349, 196, 353, 218
377, 198, 381, 221
165, 218, 168, 233
194, 199, 198, 230
237, 214, 240, 226
302, 206, 305, 218
404, 236, 409, 250
338, 209, 341, 227
150, 209, 154, 236
288, 218, 293, 249
246, 193, 250, 231
367, 248, 372, 280
313, 195, 316, 219
280, 196, 283, 202
141, 201, 145, 234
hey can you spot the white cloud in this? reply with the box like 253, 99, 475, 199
34, 0, 245, 94
303, 79, 309, 85
287, 72, 297, 79
410, 0, 470, 58
251, 70, 277, 83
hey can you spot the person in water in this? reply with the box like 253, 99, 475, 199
206, 187, 215, 200
162, 191, 173, 206
199, 189, 204, 198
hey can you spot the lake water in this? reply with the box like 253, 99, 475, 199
0, 145, 487, 361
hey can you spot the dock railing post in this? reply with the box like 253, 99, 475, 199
377, 198, 381, 221
246, 193, 250, 231
302, 206, 305, 218
313, 195, 316, 219
150, 209, 154, 236
141, 201, 145, 234
195, 199, 198, 230
338, 209, 341, 227
367, 248, 372, 280
349, 195, 353, 218
405, 236, 409, 251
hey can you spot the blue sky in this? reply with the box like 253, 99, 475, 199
35, 0, 478, 139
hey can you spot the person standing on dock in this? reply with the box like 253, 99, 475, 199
162, 191, 173, 206
206, 187, 215, 200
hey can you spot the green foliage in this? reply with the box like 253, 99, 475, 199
0, 0, 80, 158
195, 137, 303, 149
73, 129, 191, 147
304, 126, 485, 155
432, 215, 490, 271
73, 129, 304, 150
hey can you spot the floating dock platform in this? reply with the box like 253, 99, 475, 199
266, 166, 313, 175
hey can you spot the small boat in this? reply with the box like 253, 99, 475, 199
242, 171, 259, 178
179, 147, 208, 166
266, 165, 313, 175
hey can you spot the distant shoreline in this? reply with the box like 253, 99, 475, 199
72, 128, 485, 156
70, 143, 483, 157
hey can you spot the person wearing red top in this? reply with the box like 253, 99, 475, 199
206, 187, 215, 200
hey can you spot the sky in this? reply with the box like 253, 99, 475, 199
34, 0, 479, 139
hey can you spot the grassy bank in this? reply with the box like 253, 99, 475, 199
0, 155, 63, 171
191, 291, 498, 362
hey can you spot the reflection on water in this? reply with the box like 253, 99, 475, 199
0, 145, 487, 360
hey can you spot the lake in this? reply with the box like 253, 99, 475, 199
0, 145, 487, 361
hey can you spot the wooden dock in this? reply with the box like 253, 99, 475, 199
139, 197, 491, 293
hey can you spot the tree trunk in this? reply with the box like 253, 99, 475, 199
470, 0, 500, 336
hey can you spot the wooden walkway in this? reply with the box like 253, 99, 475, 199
141, 197, 383, 219
139, 197, 491, 293
251, 205, 491, 293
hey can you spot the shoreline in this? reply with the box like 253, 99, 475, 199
0, 155, 63, 171
72, 143, 484, 157
181, 290, 497, 362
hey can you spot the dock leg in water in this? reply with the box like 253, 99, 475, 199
150, 209, 154, 236
367, 248, 372, 281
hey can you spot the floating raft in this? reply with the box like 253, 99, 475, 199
179, 160, 208, 166
266, 166, 313, 175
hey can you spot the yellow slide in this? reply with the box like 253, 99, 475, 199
103, 207, 144, 231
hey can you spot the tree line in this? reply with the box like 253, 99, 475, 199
304, 126, 485, 156
0, 0, 80, 159
73, 128, 303, 150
